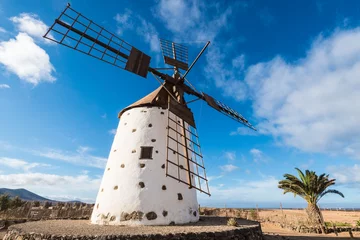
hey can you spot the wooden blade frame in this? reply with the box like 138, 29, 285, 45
160, 39, 188, 71
43, 4, 150, 78
203, 93, 256, 130
165, 109, 210, 196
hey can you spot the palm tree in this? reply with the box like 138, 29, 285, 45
278, 168, 344, 233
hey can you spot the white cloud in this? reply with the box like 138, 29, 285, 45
0, 84, 10, 89
0, 157, 50, 172
114, 9, 133, 36
230, 127, 258, 136
244, 28, 360, 159
31, 146, 107, 169
224, 151, 236, 161
250, 148, 268, 164
328, 164, 360, 187
156, 0, 232, 42
207, 175, 223, 182
157, 0, 200, 34
136, 17, 160, 52
108, 129, 117, 135
0, 33, 56, 85
114, 10, 159, 52
232, 54, 245, 70
300, 159, 314, 169
0, 172, 100, 202
0, 27, 7, 33
220, 164, 239, 172
199, 176, 289, 205
10, 13, 53, 43
205, 48, 248, 101
0, 142, 106, 169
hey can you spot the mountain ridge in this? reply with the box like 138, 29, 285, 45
0, 188, 53, 201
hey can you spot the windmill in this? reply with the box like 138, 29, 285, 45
44, 4, 256, 226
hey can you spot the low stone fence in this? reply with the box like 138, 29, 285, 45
0, 202, 94, 221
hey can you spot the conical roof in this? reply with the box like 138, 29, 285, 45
118, 85, 168, 118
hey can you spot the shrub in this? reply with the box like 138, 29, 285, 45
250, 209, 259, 220
10, 196, 24, 208
33, 201, 40, 207
0, 194, 10, 211
325, 221, 351, 227
356, 220, 360, 227
236, 209, 243, 218
227, 217, 238, 227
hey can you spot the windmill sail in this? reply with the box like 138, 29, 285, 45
202, 93, 256, 130
160, 39, 188, 70
165, 110, 210, 196
43, 4, 150, 77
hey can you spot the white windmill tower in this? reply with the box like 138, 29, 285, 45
44, 4, 256, 226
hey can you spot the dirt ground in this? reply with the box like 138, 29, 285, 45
0, 230, 5, 240
259, 209, 360, 226
261, 209, 360, 240
262, 222, 360, 240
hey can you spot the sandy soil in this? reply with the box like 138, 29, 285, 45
259, 209, 360, 226
262, 222, 360, 240
260, 209, 360, 240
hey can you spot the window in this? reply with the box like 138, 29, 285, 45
140, 146, 153, 159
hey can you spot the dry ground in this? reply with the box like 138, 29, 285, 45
259, 209, 360, 227
261, 209, 360, 240
262, 222, 360, 240
4, 217, 257, 236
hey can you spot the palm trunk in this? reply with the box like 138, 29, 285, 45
307, 203, 325, 234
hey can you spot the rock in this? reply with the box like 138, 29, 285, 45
120, 212, 129, 221
146, 212, 157, 220
162, 211, 168, 217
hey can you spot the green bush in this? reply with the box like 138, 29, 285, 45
325, 221, 351, 227
0, 194, 10, 211
356, 220, 360, 227
10, 196, 24, 208
250, 209, 258, 220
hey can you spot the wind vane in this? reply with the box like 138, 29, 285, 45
44, 3, 256, 226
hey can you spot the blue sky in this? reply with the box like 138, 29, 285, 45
0, 0, 359, 208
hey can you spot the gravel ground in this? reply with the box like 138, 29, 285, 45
8, 217, 258, 236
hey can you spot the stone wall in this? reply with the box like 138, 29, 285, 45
0, 202, 94, 221
3, 225, 263, 240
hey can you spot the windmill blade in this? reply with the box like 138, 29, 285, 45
202, 93, 256, 130
43, 4, 150, 78
160, 39, 189, 71
165, 109, 210, 196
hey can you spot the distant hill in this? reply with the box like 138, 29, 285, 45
0, 188, 53, 201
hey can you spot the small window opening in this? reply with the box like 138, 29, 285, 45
140, 146, 153, 159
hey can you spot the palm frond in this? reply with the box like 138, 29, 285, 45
317, 189, 345, 202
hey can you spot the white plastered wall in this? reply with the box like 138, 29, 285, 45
90, 106, 199, 225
